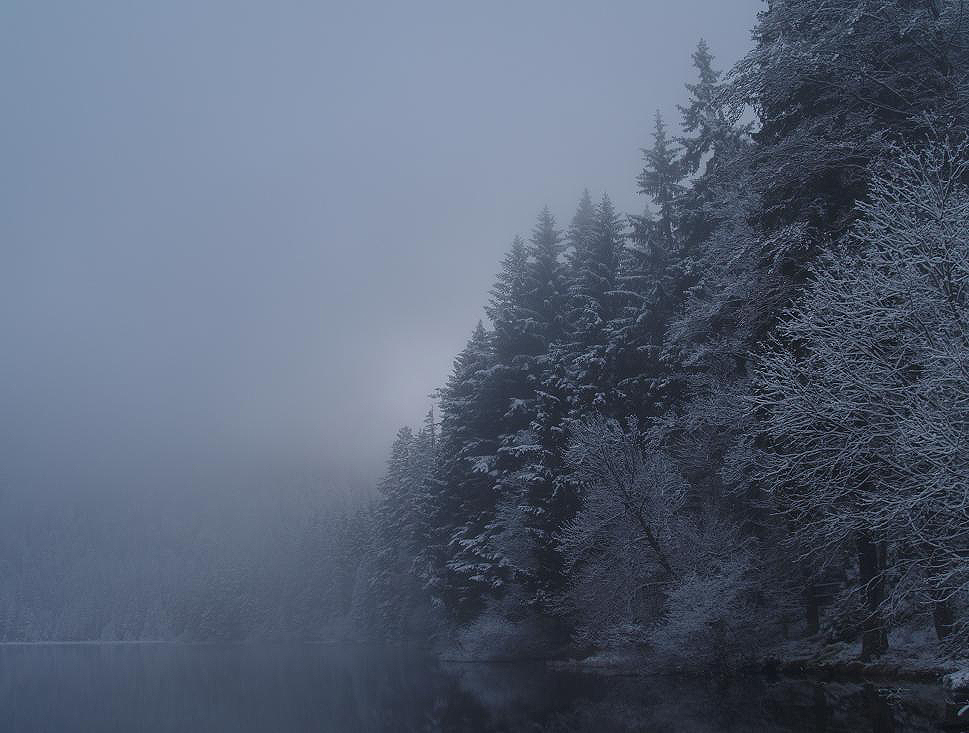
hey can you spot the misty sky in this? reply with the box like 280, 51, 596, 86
1, 1, 761, 495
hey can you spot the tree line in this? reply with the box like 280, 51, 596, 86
0, 481, 369, 642
361, 0, 969, 666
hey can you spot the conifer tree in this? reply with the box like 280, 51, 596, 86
489, 210, 570, 618
564, 189, 597, 298
371, 419, 437, 638
735, 0, 969, 235
430, 322, 508, 622
606, 114, 686, 420
677, 39, 738, 178
637, 112, 683, 252
486, 236, 529, 350
563, 193, 624, 414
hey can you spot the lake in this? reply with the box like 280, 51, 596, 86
0, 643, 961, 732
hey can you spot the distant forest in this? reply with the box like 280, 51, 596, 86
4, 1, 969, 667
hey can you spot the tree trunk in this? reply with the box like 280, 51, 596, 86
631, 509, 675, 579
805, 580, 820, 636
932, 598, 954, 641
856, 534, 888, 661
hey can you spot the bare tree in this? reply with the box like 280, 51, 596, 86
754, 140, 969, 657
558, 417, 687, 645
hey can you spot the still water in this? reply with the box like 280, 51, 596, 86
0, 643, 961, 732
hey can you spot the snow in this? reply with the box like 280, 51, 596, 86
943, 669, 969, 692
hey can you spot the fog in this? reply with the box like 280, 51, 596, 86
1, 1, 758, 501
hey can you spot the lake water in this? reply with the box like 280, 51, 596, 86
0, 643, 961, 732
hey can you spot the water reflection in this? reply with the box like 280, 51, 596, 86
0, 643, 960, 732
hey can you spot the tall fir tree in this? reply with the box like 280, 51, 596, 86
677, 39, 738, 177
371, 417, 438, 639
430, 322, 508, 622
637, 112, 683, 252
606, 113, 687, 421
490, 209, 571, 621
562, 193, 624, 415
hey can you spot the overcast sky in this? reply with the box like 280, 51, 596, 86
1, 1, 761, 497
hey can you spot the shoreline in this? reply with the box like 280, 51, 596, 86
545, 648, 969, 691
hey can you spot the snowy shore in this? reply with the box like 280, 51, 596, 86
548, 642, 969, 690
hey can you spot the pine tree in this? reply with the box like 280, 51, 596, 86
735, 0, 969, 236
637, 112, 683, 252
606, 114, 686, 421
489, 209, 566, 453
431, 322, 508, 622
488, 209, 571, 620
658, 41, 761, 511
562, 193, 624, 414
371, 419, 437, 639
486, 236, 529, 346
522, 207, 567, 348
564, 189, 597, 295
677, 39, 739, 177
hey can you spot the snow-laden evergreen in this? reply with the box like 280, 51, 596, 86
367, 1, 969, 668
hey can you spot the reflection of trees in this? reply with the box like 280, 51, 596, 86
437, 663, 949, 733
0, 645, 952, 732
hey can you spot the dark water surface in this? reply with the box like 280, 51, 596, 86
0, 643, 962, 732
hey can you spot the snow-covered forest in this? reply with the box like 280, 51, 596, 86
4, 2, 969, 675
360, 0, 969, 667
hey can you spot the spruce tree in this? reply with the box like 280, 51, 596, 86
564, 193, 624, 415
606, 114, 686, 421
637, 112, 683, 252
371, 419, 437, 639
677, 39, 737, 177
489, 209, 570, 620
431, 322, 508, 622
564, 189, 597, 299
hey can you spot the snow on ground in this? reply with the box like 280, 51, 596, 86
943, 669, 969, 692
